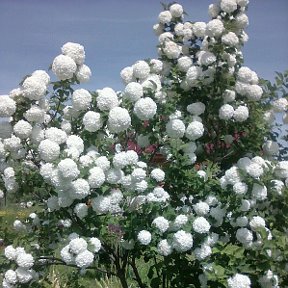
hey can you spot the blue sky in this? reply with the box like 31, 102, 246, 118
0, 0, 287, 95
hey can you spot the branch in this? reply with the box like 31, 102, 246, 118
129, 256, 146, 288
36, 256, 115, 275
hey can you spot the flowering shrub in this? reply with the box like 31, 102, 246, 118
1, 0, 288, 287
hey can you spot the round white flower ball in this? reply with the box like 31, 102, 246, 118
159, 32, 174, 44
233, 182, 248, 195
235, 13, 249, 29
74, 203, 88, 219
120, 66, 134, 84
4, 245, 17, 261
131, 168, 146, 182
108, 107, 131, 133
157, 239, 173, 256
91, 196, 111, 214
163, 41, 181, 59
69, 238, 87, 255
70, 178, 90, 199
222, 31, 239, 47
124, 82, 143, 102
60, 245, 75, 264
220, 0, 237, 13
193, 202, 210, 216
246, 84, 263, 101
187, 102, 206, 115
233, 106, 249, 122
106, 168, 124, 184
166, 119, 185, 138
38, 139, 60, 162
193, 217, 211, 234
185, 121, 204, 141
193, 22, 207, 38
150, 59, 163, 74
112, 152, 128, 169
158, 10, 172, 24
13, 120, 32, 139
61, 42, 85, 65
177, 56, 192, 72
16, 253, 34, 269
24, 105, 45, 123
198, 51, 216, 66
236, 228, 253, 244
186, 66, 202, 86
22, 76, 47, 100
133, 61, 150, 79
223, 89, 236, 103
89, 237, 102, 252
72, 89, 92, 111
45, 127, 67, 145
88, 166, 105, 188
150, 168, 165, 182
2, 279, 14, 288
206, 19, 224, 38
75, 250, 94, 268
172, 230, 193, 252
249, 216, 266, 231
58, 158, 79, 180
219, 104, 234, 120
137, 230, 152, 245
4, 270, 18, 285
95, 156, 110, 171
252, 183, 267, 201
83, 111, 103, 132
246, 162, 264, 178
76, 64, 92, 83
0, 96, 16, 117
227, 273, 251, 288
274, 161, 288, 179
134, 97, 157, 121
52, 54, 77, 80
152, 216, 170, 233
174, 214, 188, 229
32, 69, 50, 85
96, 87, 119, 111
272, 98, 288, 112
194, 244, 212, 260
236, 216, 248, 227
208, 4, 220, 18
262, 140, 279, 156
169, 3, 183, 17
66, 135, 84, 154
16, 267, 34, 284
126, 150, 139, 165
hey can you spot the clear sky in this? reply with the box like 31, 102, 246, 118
0, 0, 287, 95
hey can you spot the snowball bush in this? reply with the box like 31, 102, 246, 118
0, 1, 287, 287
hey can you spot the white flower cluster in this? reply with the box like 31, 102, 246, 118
3, 245, 37, 287
227, 273, 251, 288
1, 1, 287, 286
60, 235, 101, 268
0, 95, 16, 117
52, 42, 91, 82
235, 66, 263, 101
22, 70, 50, 101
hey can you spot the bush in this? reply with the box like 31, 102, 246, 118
1, 1, 288, 287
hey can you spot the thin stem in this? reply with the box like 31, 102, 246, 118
153, 255, 161, 279
36, 256, 115, 275
129, 256, 146, 288
114, 254, 129, 288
